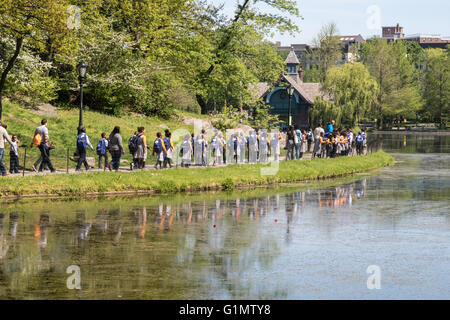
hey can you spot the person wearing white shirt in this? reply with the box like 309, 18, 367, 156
0, 122, 13, 176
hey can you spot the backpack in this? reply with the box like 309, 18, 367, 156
33, 134, 42, 146
96, 139, 106, 155
163, 137, 170, 151
128, 135, 139, 154
77, 133, 87, 149
153, 139, 162, 153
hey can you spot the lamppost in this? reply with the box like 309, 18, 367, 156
76, 61, 88, 133
287, 85, 294, 127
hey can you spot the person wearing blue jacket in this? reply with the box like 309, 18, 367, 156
325, 120, 335, 135
96, 132, 109, 169
76, 127, 94, 172
153, 132, 167, 169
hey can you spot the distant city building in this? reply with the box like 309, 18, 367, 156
275, 42, 316, 69
402, 34, 450, 49
381, 23, 450, 48
336, 35, 365, 63
382, 23, 405, 41
276, 34, 365, 68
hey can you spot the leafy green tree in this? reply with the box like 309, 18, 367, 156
361, 38, 423, 128
0, 0, 71, 119
195, 0, 301, 113
423, 48, 450, 127
248, 101, 282, 129
320, 62, 379, 127
212, 105, 244, 131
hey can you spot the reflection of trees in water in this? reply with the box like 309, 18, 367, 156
374, 134, 450, 154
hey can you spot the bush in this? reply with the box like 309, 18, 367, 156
221, 178, 235, 190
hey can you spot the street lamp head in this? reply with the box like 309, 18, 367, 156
76, 61, 88, 80
287, 86, 294, 96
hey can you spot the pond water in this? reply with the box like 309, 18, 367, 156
0, 133, 449, 299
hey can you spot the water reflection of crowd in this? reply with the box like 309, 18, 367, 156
0, 179, 368, 261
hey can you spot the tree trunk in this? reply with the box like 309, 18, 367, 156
0, 37, 23, 120
196, 94, 208, 114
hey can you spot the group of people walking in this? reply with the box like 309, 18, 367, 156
0, 118, 369, 176
309, 120, 368, 159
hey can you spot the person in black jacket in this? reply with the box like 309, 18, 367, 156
39, 136, 55, 173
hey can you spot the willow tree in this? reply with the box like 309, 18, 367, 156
321, 62, 379, 127
0, 0, 71, 119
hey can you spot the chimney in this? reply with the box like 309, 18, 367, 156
275, 41, 281, 48
298, 68, 304, 83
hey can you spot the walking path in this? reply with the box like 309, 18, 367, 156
4, 153, 317, 178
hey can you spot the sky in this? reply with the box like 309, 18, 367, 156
211, 0, 450, 45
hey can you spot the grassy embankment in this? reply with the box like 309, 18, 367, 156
0, 100, 199, 168
0, 151, 394, 198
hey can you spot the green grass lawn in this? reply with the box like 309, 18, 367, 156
0, 151, 394, 198
1, 101, 198, 169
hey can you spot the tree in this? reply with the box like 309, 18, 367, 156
320, 62, 379, 127
247, 101, 282, 129
423, 48, 450, 127
311, 22, 342, 82
195, 0, 301, 113
0, 0, 71, 119
361, 38, 423, 128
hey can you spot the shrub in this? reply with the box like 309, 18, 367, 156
221, 178, 235, 190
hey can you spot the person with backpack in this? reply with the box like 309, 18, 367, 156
96, 132, 109, 169
0, 121, 14, 176
306, 128, 314, 152
30, 119, 49, 172
163, 132, 174, 168
361, 129, 367, 155
76, 127, 94, 172
210, 133, 223, 166
153, 132, 167, 169
134, 127, 148, 169
128, 132, 138, 170
355, 132, 364, 156
194, 129, 207, 166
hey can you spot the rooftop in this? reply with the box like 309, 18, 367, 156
285, 48, 300, 65
337, 34, 365, 42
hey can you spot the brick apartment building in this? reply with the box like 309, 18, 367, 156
382, 23, 449, 48
382, 23, 405, 40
